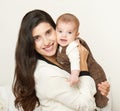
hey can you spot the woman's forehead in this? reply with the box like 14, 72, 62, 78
32, 22, 52, 36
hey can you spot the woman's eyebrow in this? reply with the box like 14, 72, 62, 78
45, 28, 52, 34
33, 35, 39, 38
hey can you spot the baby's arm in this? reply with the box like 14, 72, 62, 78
69, 70, 80, 86
66, 41, 80, 86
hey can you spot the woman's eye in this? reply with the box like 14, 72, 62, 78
33, 36, 41, 41
46, 30, 51, 35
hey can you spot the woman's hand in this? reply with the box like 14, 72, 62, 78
98, 81, 110, 96
76, 39, 89, 71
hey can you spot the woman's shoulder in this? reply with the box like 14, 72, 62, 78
34, 60, 70, 78
36, 60, 61, 71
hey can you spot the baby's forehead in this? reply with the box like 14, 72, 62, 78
58, 18, 76, 24
57, 21, 77, 29
57, 20, 79, 30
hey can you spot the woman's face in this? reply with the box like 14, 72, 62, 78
32, 22, 58, 59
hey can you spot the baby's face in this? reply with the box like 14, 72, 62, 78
56, 22, 79, 47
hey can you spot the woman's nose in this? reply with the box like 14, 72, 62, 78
43, 37, 50, 45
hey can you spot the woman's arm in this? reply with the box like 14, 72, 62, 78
77, 38, 110, 107
35, 68, 96, 111
35, 59, 96, 111
78, 38, 110, 96
78, 42, 89, 71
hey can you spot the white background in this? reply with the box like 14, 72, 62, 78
0, 0, 120, 110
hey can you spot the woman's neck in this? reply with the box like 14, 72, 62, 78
44, 55, 63, 68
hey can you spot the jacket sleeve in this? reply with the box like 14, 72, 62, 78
35, 66, 96, 111
79, 37, 109, 108
66, 41, 80, 71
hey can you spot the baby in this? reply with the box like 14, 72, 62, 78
56, 13, 80, 86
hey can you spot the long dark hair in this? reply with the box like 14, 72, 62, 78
12, 9, 56, 111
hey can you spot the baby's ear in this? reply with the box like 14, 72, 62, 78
76, 32, 80, 37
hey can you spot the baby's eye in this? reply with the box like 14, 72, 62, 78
59, 30, 62, 33
68, 32, 72, 34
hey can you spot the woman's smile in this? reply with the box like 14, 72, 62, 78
43, 43, 54, 52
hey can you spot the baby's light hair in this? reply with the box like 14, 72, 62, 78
56, 13, 80, 30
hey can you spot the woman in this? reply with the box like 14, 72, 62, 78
12, 9, 109, 111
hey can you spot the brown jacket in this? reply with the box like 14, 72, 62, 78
57, 37, 108, 108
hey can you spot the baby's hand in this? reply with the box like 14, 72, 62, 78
69, 74, 79, 86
